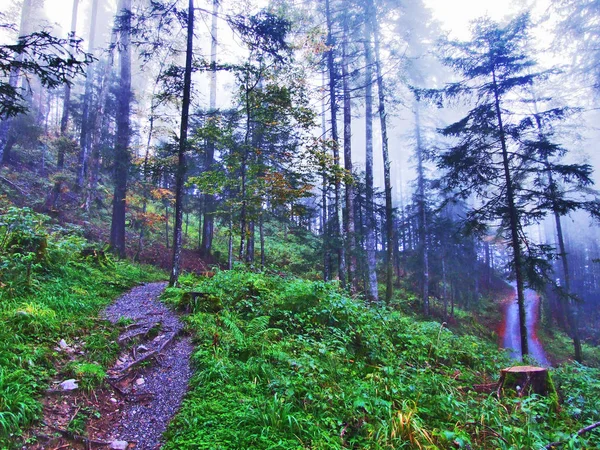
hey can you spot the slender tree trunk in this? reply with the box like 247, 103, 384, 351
414, 101, 429, 315
58, 0, 79, 169
492, 69, 528, 358
109, 0, 132, 258
0, 0, 33, 164
367, 0, 394, 302
169, 0, 194, 286
442, 254, 448, 320
260, 213, 265, 267
533, 110, 583, 360
228, 213, 233, 270
324, 0, 346, 286
246, 220, 255, 263
200, 0, 219, 257
165, 201, 170, 249
78, 0, 99, 188
364, 31, 379, 303
341, 13, 357, 292
85, 28, 118, 212
321, 71, 330, 281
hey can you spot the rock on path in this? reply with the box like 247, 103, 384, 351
99, 282, 193, 450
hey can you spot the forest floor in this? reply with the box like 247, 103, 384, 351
25, 282, 192, 450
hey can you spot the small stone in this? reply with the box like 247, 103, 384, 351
135, 378, 145, 386
59, 379, 78, 391
58, 339, 69, 349
110, 397, 118, 403
110, 440, 129, 450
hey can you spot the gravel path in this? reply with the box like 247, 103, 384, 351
99, 282, 193, 450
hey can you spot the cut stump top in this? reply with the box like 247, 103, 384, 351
502, 365, 546, 374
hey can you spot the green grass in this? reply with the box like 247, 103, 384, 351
162, 269, 600, 449
0, 207, 165, 446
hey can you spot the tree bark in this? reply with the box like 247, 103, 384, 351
492, 68, 528, 358
109, 0, 132, 258
0, 0, 33, 164
324, 0, 346, 286
85, 28, 118, 212
364, 29, 379, 303
414, 100, 429, 315
78, 0, 99, 188
169, 0, 194, 286
341, 12, 357, 292
58, 0, 80, 169
367, 0, 394, 302
200, 0, 219, 257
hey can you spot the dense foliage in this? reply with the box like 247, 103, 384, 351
162, 269, 600, 449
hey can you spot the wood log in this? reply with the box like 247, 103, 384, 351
497, 365, 550, 397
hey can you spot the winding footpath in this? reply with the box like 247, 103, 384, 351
29, 282, 193, 450
98, 282, 193, 449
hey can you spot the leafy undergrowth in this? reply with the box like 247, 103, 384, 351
162, 269, 600, 449
0, 206, 164, 446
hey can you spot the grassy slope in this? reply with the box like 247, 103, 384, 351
161, 270, 600, 450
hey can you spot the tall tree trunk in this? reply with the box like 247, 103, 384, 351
85, 28, 118, 212
260, 212, 265, 267
325, 0, 346, 286
78, 0, 99, 188
228, 213, 233, 270
367, 0, 394, 302
364, 31, 379, 303
492, 68, 528, 358
169, 0, 194, 286
58, 0, 80, 169
200, 0, 219, 257
321, 71, 330, 281
109, 0, 132, 258
341, 12, 357, 292
442, 254, 448, 320
0, 0, 33, 164
414, 100, 429, 315
532, 108, 583, 361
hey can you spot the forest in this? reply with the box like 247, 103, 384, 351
1, 0, 600, 448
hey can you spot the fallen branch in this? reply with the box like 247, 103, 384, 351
118, 324, 160, 345
42, 423, 111, 447
107, 380, 154, 403
544, 421, 600, 448
0, 175, 25, 195
110, 331, 178, 377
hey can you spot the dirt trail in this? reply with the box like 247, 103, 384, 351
28, 282, 192, 450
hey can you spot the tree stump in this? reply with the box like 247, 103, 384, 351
497, 366, 550, 398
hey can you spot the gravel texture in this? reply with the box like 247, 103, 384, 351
100, 282, 193, 450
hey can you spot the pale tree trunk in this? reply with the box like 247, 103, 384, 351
321, 71, 330, 281
364, 31, 379, 303
414, 101, 429, 315
85, 27, 118, 212
200, 0, 219, 257
325, 0, 346, 287
367, 0, 394, 302
0, 0, 33, 164
109, 0, 132, 258
169, 0, 194, 286
78, 0, 99, 188
58, 0, 79, 169
342, 12, 357, 292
